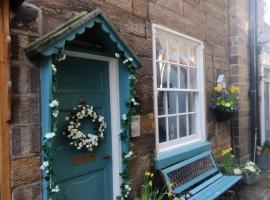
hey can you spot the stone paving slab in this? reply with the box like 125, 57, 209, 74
239, 170, 270, 200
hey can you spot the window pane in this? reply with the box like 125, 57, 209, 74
156, 34, 167, 61
168, 92, 177, 114
180, 66, 188, 89
179, 41, 188, 65
265, 68, 270, 80
178, 92, 187, 113
158, 117, 167, 143
188, 93, 196, 112
188, 114, 196, 135
158, 91, 166, 115
189, 45, 197, 66
179, 115, 187, 138
169, 65, 178, 88
157, 63, 168, 88
264, 82, 270, 139
168, 38, 178, 63
156, 62, 167, 87
168, 116, 177, 140
189, 68, 197, 89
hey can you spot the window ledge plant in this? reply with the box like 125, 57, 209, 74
209, 84, 240, 121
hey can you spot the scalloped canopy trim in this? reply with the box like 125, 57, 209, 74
26, 9, 141, 67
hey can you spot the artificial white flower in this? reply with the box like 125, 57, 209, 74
51, 185, 60, 193
52, 64, 57, 74
49, 100, 59, 108
130, 97, 139, 106
122, 114, 128, 121
129, 75, 136, 80
115, 53, 120, 58
52, 110, 59, 118
40, 161, 49, 170
98, 116, 104, 122
124, 151, 133, 159
65, 116, 69, 121
123, 57, 133, 64
44, 132, 55, 139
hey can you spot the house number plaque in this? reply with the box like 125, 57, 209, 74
72, 153, 96, 165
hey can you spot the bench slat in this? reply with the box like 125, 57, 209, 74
189, 175, 241, 200
189, 173, 223, 195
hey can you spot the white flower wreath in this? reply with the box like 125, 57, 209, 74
64, 103, 107, 151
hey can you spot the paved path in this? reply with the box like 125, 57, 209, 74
239, 170, 270, 200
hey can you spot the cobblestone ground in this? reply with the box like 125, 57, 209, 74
239, 170, 270, 200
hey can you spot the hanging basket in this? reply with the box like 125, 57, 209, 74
211, 107, 235, 122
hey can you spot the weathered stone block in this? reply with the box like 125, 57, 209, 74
11, 125, 40, 158
104, 0, 133, 12
140, 113, 155, 135
12, 181, 41, 200
133, 0, 148, 18
11, 156, 41, 188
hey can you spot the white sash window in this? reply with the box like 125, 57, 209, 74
152, 24, 206, 153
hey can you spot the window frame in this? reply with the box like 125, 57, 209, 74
152, 24, 206, 154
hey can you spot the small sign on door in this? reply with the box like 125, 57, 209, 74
131, 115, 140, 137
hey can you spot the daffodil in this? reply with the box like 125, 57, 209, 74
145, 171, 151, 176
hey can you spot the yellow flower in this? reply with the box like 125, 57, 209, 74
145, 171, 151, 176
221, 147, 232, 156
173, 197, 179, 200
148, 181, 152, 187
214, 85, 222, 93
167, 192, 173, 197
229, 85, 240, 93
150, 173, 154, 177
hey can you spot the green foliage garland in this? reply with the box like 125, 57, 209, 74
115, 53, 139, 200
40, 49, 66, 199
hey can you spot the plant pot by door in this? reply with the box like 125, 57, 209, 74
242, 173, 260, 185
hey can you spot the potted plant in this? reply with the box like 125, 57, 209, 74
241, 161, 261, 185
220, 147, 239, 174
257, 139, 270, 170
209, 84, 240, 121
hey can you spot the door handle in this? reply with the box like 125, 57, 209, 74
103, 153, 111, 160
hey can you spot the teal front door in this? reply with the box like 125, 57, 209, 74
52, 56, 113, 200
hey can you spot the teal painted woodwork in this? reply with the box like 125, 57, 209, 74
40, 57, 53, 200
159, 146, 241, 200
155, 141, 211, 170
51, 56, 112, 200
26, 9, 141, 68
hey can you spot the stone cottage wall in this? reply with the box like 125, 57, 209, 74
9, 0, 250, 199
229, 0, 251, 162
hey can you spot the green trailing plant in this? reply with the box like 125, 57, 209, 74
115, 53, 140, 200
40, 48, 66, 199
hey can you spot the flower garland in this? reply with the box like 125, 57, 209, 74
63, 103, 107, 151
115, 53, 139, 200
40, 49, 66, 199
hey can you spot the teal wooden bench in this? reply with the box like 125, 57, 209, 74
155, 142, 242, 200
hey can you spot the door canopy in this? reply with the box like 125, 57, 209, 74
26, 9, 141, 67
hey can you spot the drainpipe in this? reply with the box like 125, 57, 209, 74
249, 0, 258, 162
